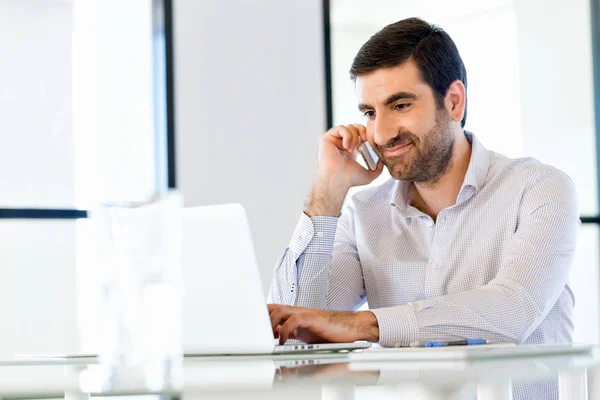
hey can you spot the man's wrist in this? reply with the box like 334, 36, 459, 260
355, 311, 379, 342
304, 172, 350, 217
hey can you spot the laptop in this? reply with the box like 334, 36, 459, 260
17, 203, 369, 361
179, 203, 370, 355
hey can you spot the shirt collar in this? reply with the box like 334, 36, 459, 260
389, 131, 490, 211
461, 131, 489, 194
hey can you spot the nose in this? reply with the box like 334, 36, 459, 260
373, 113, 397, 147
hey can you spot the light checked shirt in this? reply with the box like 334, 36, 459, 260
268, 132, 579, 351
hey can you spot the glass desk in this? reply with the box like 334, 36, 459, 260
1, 345, 599, 400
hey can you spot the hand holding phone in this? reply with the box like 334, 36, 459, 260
357, 141, 380, 171
306, 124, 383, 217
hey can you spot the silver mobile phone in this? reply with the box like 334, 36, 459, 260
357, 141, 380, 171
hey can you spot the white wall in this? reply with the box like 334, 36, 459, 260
173, 0, 326, 294
0, 221, 78, 356
0, 0, 79, 357
72, 0, 156, 207
0, 0, 74, 208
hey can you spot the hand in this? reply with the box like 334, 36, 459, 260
267, 304, 379, 345
317, 124, 384, 188
305, 124, 384, 217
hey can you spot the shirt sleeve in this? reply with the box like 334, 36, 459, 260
370, 168, 580, 347
267, 204, 367, 310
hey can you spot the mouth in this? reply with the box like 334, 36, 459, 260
383, 142, 413, 157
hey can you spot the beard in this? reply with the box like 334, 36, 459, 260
373, 109, 455, 183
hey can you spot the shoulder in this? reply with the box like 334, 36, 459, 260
487, 151, 577, 207
348, 178, 397, 208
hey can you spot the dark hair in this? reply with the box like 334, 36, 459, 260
350, 17, 468, 127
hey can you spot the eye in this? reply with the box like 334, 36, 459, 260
394, 103, 411, 111
363, 110, 375, 118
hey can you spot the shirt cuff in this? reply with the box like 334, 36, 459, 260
370, 305, 420, 348
288, 213, 338, 256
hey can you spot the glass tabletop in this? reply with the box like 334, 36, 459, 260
1, 346, 599, 400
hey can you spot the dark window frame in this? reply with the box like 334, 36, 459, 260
0, 0, 176, 220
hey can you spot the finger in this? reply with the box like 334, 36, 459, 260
344, 125, 361, 152
337, 125, 351, 151
326, 125, 344, 139
270, 309, 290, 331
351, 128, 362, 153
279, 316, 301, 345
337, 125, 356, 153
322, 134, 344, 149
269, 305, 291, 328
278, 315, 304, 345
351, 124, 367, 142
268, 303, 286, 316
354, 133, 362, 153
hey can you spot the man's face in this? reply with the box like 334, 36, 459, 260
356, 61, 455, 182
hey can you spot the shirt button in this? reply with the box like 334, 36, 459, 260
290, 283, 296, 293
426, 219, 434, 227
316, 232, 323, 238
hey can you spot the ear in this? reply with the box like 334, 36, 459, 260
444, 80, 466, 124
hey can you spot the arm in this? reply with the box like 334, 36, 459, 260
268, 123, 383, 343
370, 168, 579, 347
268, 123, 382, 309
267, 213, 339, 307
267, 203, 367, 311
267, 198, 381, 344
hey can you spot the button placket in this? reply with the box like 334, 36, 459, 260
431, 214, 444, 272
423, 217, 439, 298
427, 212, 450, 298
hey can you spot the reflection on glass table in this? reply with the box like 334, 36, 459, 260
1, 345, 599, 400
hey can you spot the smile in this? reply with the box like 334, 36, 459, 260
384, 142, 412, 157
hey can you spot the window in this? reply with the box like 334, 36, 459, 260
0, 0, 175, 355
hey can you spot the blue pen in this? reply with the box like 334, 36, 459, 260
421, 339, 488, 348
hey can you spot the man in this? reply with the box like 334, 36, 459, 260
268, 17, 578, 350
